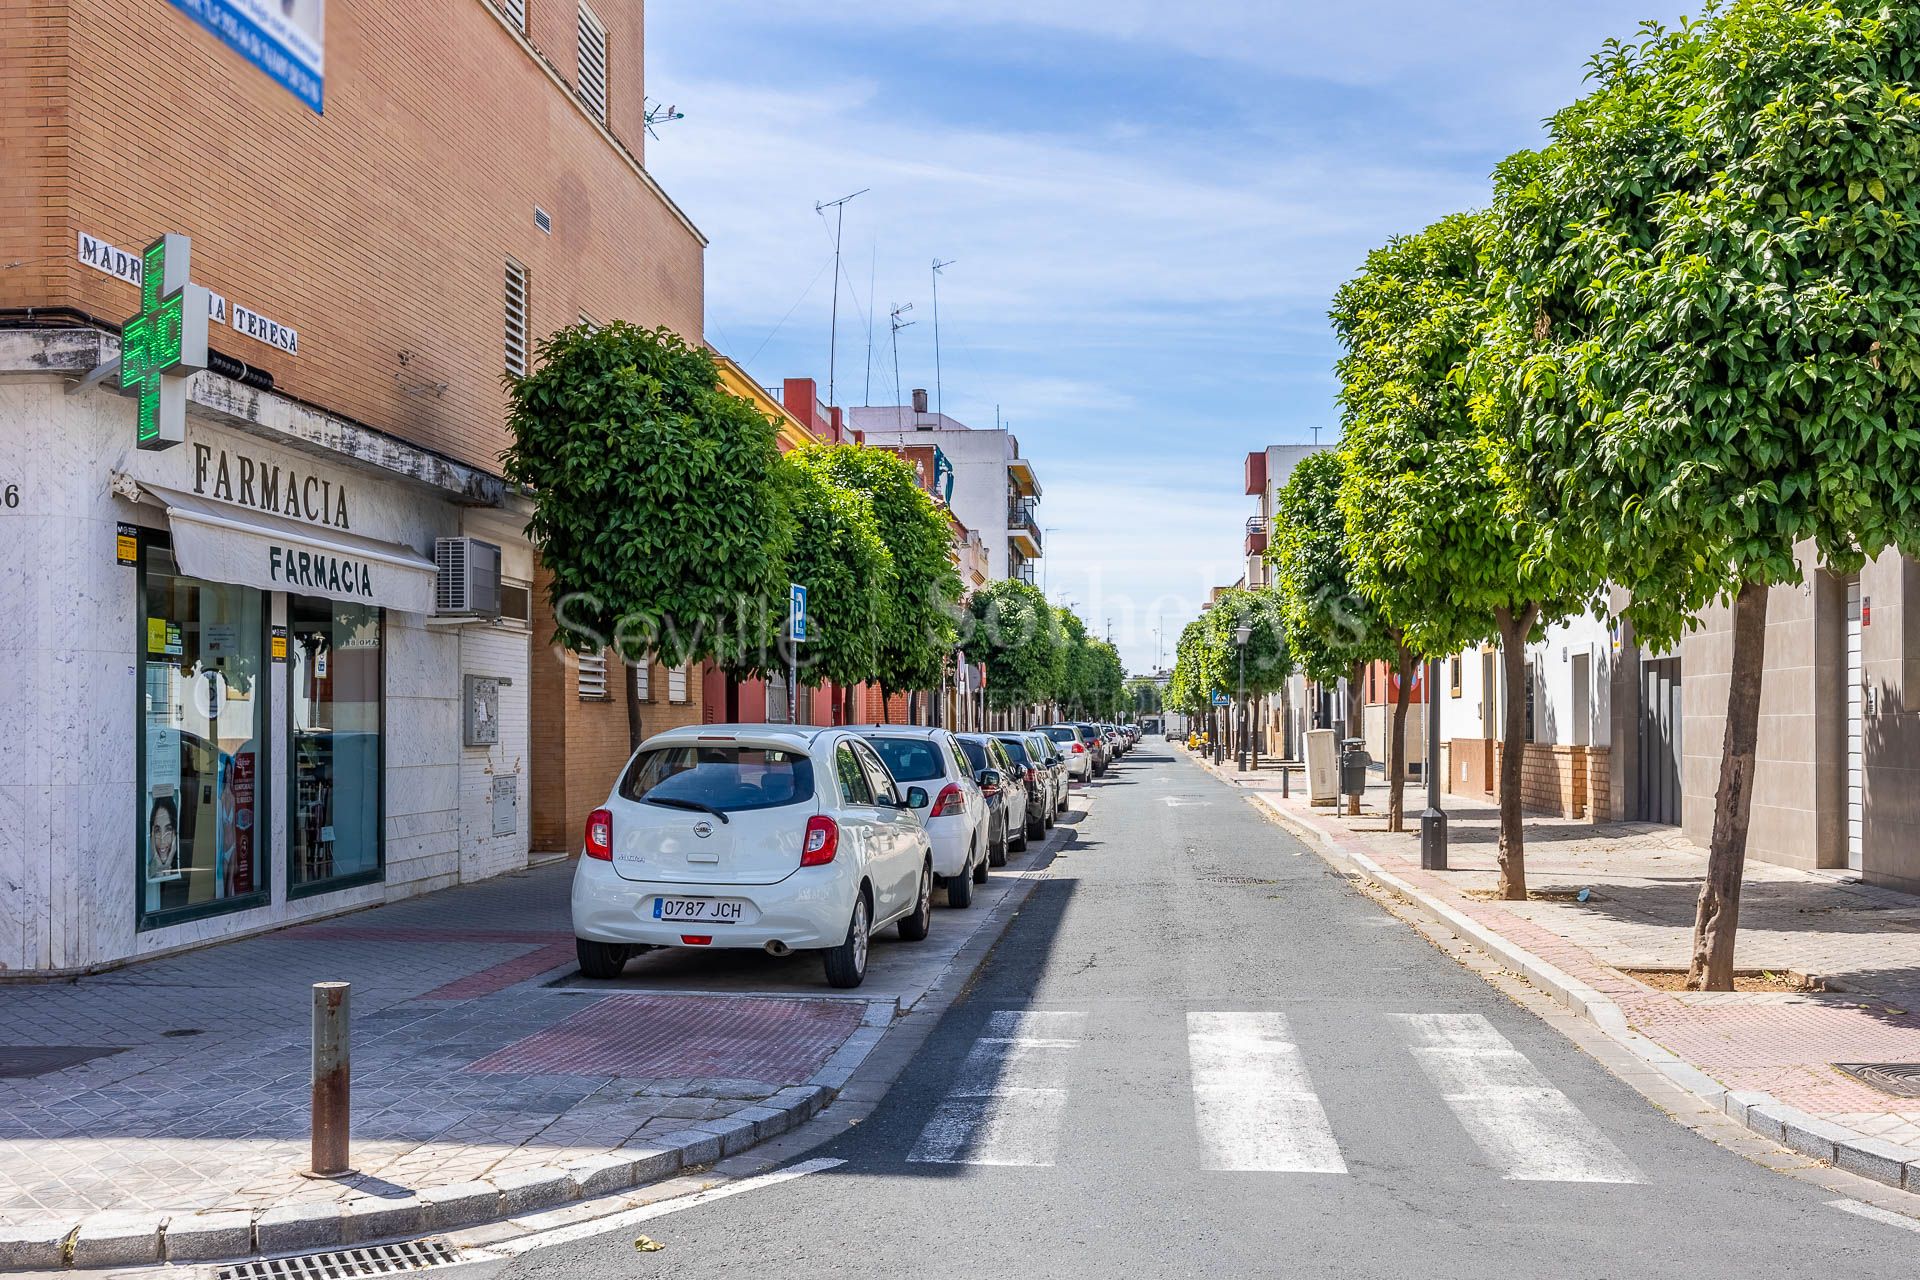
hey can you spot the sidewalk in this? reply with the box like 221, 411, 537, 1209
0, 810, 1074, 1269
1191, 748, 1920, 1190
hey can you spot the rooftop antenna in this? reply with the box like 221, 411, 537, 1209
931, 257, 955, 417
1312, 424, 1321, 447
889, 303, 915, 423
816, 188, 868, 409
642, 98, 684, 140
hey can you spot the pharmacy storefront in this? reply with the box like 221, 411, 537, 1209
0, 325, 534, 974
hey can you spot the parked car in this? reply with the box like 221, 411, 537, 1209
992, 732, 1056, 841
1042, 723, 1095, 782
849, 725, 989, 908
1073, 722, 1110, 775
955, 733, 1028, 863
571, 725, 936, 989
1031, 733, 1072, 812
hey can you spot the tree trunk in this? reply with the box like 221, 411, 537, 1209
1387, 646, 1415, 832
1689, 580, 1771, 991
841, 684, 857, 725
624, 659, 645, 754
1345, 660, 1365, 815
1494, 604, 1540, 900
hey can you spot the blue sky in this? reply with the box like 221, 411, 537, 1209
644, 1, 1691, 674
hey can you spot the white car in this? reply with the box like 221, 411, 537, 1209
1042, 723, 1094, 781
571, 725, 936, 989
849, 726, 990, 907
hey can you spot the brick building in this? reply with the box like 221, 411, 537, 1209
0, 0, 703, 973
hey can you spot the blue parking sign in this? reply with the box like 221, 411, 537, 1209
789, 583, 808, 642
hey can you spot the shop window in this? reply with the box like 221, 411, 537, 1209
138, 539, 269, 929
290, 597, 384, 896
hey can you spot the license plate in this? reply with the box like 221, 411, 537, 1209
653, 896, 747, 924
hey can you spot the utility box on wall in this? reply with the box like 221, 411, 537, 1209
464, 675, 502, 747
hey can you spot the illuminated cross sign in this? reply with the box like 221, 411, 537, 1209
121, 234, 210, 452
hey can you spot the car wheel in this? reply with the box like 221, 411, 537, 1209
1026, 812, 1046, 842
1010, 818, 1030, 852
575, 938, 630, 980
898, 859, 934, 941
946, 862, 976, 907
988, 820, 1008, 868
823, 893, 871, 988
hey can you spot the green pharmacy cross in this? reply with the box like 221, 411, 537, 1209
121, 234, 210, 452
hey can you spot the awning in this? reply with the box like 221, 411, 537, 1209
128, 481, 438, 614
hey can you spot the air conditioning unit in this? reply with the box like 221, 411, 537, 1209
435, 537, 502, 618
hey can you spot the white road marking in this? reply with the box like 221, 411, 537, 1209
1165, 797, 1210, 807
1399, 1013, 1641, 1184
491, 1158, 845, 1255
908, 1010, 1088, 1166
1831, 1199, 1920, 1233
1187, 1012, 1346, 1173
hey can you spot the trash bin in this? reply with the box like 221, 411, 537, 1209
1339, 737, 1371, 798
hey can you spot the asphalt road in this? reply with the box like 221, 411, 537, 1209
502, 742, 1919, 1279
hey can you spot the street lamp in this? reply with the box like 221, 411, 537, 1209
1420, 656, 1449, 869
1234, 623, 1252, 774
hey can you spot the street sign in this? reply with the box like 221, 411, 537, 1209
1211, 693, 1231, 706
788, 583, 808, 642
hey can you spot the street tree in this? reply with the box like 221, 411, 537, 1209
781, 451, 892, 716
1269, 448, 1398, 794
503, 322, 789, 750
1503, 0, 1920, 984
1201, 587, 1291, 763
967, 579, 1064, 722
1126, 676, 1164, 718
809, 444, 963, 720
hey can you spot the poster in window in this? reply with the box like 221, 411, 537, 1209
221, 748, 256, 896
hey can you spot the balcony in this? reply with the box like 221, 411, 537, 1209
1009, 497, 1042, 557
1007, 448, 1041, 499
1244, 515, 1268, 557
1245, 450, 1267, 497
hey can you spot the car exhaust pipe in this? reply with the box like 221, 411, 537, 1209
764, 940, 792, 957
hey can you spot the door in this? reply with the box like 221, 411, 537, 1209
1479, 650, 1497, 789
1846, 580, 1864, 872
854, 740, 920, 914
1570, 653, 1592, 747
1637, 657, 1682, 825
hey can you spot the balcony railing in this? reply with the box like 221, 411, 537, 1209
1244, 515, 1268, 558
1009, 499, 1042, 554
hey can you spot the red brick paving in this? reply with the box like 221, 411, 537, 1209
465, 993, 866, 1084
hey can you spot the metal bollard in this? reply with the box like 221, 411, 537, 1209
1282, 765, 1290, 799
311, 981, 352, 1176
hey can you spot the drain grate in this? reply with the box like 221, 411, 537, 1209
0, 1046, 126, 1078
218, 1239, 460, 1280
1834, 1062, 1920, 1099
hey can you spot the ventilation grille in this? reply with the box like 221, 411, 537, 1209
578, 650, 609, 701
500, 0, 526, 30
434, 538, 503, 617
534, 205, 552, 235
217, 1239, 460, 1280
504, 260, 530, 378
577, 4, 609, 121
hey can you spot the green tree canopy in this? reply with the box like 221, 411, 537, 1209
780, 451, 891, 693
807, 444, 963, 700
1268, 449, 1394, 688
1500, 0, 1920, 984
966, 579, 1064, 714
502, 322, 789, 748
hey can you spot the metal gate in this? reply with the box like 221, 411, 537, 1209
1637, 657, 1682, 825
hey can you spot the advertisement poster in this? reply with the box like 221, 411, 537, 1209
145, 665, 184, 897
169, 0, 325, 113
222, 749, 256, 896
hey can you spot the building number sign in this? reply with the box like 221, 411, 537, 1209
121, 234, 210, 452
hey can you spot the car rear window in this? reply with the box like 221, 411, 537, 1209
956, 739, 989, 771
866, 736, 947, 783
619, 745, 814, 812
1044, 726, 1077, 743
995, 737, 1031, 765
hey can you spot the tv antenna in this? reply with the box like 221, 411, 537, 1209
889, 303, 915, 419
816, 188, 868, 409
931, 258, 955, 417
642, 99, 684, 140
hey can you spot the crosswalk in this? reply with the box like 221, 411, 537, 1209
907, 1009, 1643, 1185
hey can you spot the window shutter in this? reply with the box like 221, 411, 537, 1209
635, 658, 650, 702
576, 4, 609, 121
577, 651, 608, 701
668, 664, 688, 704
504, 260, 530, 377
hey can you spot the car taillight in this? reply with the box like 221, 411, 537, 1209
1024, 766, 1037, 783
1072, 742, 1085, 754
930, 784, 965, 818
584, 808, 613, 860
802, 815, 839, 866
